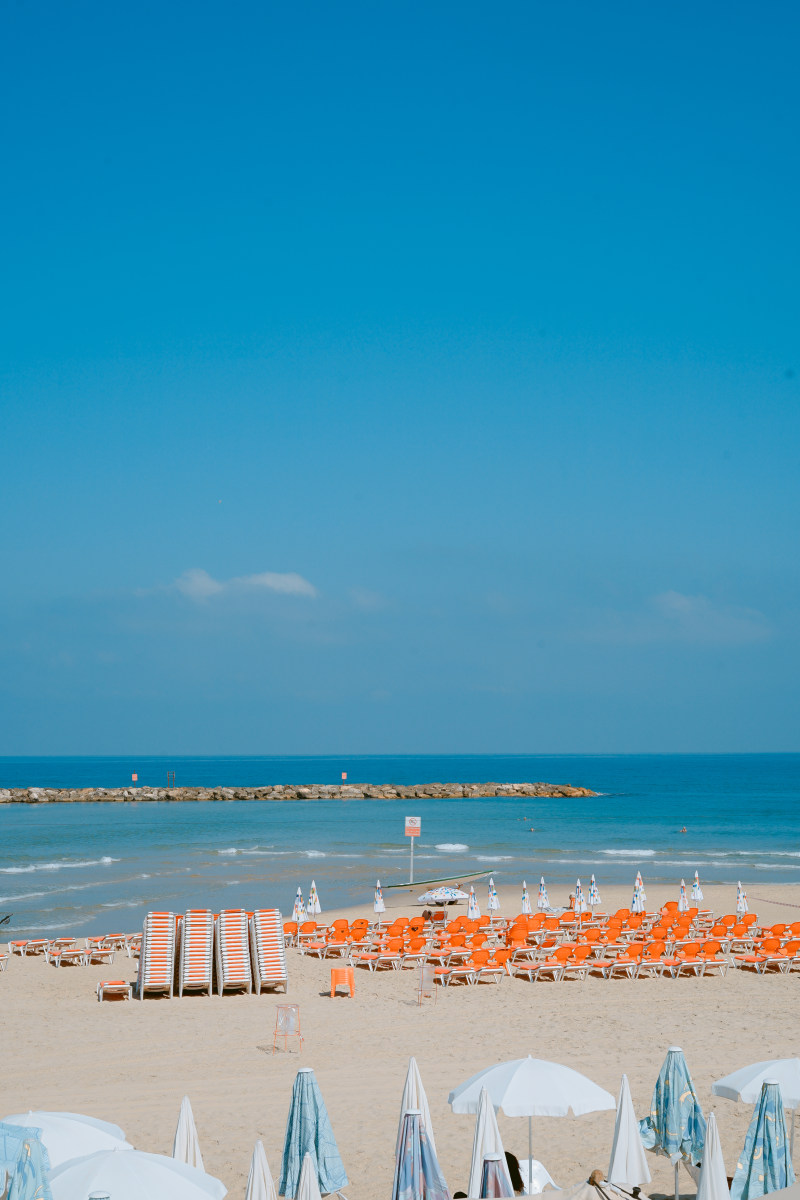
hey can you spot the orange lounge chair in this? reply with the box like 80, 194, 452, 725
606, 944, 644, 979
97, 979, 132, 1001
636, 942, 667, 978
560, 945, 593, 981
698, 940, 728, 977
672, 942, 704, 977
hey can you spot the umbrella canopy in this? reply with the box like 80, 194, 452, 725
636, 871, 647, 903
480, 1154, 513, 1199
295, 1154, 322, 1200
279, 1068, 347, 1200
575, 880, 589, 914
418, 887, 468, 904
397, 1058, 437, 1158
0, 1120, 52, 1200
639, 1046, 706, 1167
737, 883, 749, 915
449, 1056, 615, 1118
468, 1089, 511, 1199
308, 881, 322, 916
392, 1110, 449, 1200
488, 878, 500, 912
537, 878, 549, 911
49, 1149, 226, 1200
1, 1112, 131, 1169
696, 1113, 729, 1200
375, 879, 386, 914
468, 886, 481, 920
292, 888, 307, 924
608, 1075, 651, 1190
731, 1082, 795, 1200
714, 1060, 800, 1111
245, 1142, 277, 1200
588, 876, 601, 908
173, 1096, 203, 1171
678, 881, 689, 913
692, 872, 704, 902
521, 882, 532, 916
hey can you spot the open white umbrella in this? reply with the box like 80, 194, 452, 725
713, 1059, 800, 1153
295, 1153, 322, 1200
468, 1088, 512, 1199
1, 1112, 132, 1169
397, 1057, 437, 1157
245, 1142, 277, 1200
449, 1056, 615, 1196
173, 1096, 203, 1171
607, 1075, 651, 1190
696, 1114, 729, 1200
49, 1149, 226, 1200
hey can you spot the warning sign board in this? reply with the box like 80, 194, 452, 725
405, 816, 421, 838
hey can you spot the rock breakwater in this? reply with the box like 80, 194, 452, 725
0, 781, 595, 803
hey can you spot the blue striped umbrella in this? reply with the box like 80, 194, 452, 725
279, 1068, 347, 1199
639, 1046, 706, 1200
731, 1081, 795, 1200
392, 1110, 449, 1200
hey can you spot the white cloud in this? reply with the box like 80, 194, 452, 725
171, 568, 317, 601
578, 590, 770, 646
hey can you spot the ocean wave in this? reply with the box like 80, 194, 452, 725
0, 881, 104, 903
218, 848, 238, 855
435, 843, 469, 852
0, 856, 120, 874
101, 900, 140, 908
600, 849, 656, 857
5, 921, 82, 933
304, 851, 326, 858
477, 855, 513, 862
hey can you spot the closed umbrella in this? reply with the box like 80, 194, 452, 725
1, 1112, 132, 1170
696, 1114, 729, 1200
279, 1067, 347, 1200
678, 881, 689, 914
245, 1142, 277, 1200
49, 1150, 226, 1200
393, 1110, 449, 1200
713, 1059, 800, 1155
375, 880, 386, 923
173, 1096, 203, 1171
295, 1154, 322, 1200
537, 878, 549, 911
521, 882, 532, 916
480, 1154, 514, 1199
732, 1082, 795, 1200
468, 886, 481, 920
468, 1088, 512, 1199
575, 880, 589, 915
308, 882, 322, 916
737, 884, 749, 916
608, 1075, 651, 1190
637, 872, 647, 906
449, 1056, 614, 1196
292, 888, 307, 924
397, 1058, 437, 1158
692, 873, 704, 902
0, 1119, 52, 1200
488, 878, 500, 913
639, 1046, 706, 1200
588, 876, 601, 909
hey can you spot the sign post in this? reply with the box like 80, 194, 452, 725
405, 816, 421, 884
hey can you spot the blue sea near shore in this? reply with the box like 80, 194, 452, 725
0, 754, 798, 937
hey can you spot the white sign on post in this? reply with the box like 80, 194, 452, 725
405, 816, 421, 883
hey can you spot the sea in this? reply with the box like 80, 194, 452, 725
0, 754, 798, 937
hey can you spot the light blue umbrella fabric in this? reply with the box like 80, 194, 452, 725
731, 1082, 796, 1200
279, 1068, 347, 1198
639, 1048, 707, 1165
393, 1111, 450, 1200
0, 1122, 52, 1200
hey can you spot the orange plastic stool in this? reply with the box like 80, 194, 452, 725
330, 966, 355, 998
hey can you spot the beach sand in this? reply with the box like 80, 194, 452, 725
2, 882, 799, 1199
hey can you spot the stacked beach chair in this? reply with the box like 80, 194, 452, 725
136, 911, 177, 999
215, 909, 253, 995
178, 909, 215, 997
250, 909, 288, 993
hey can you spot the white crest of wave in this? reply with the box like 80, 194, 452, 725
304, 850, 326, 858
600, 849, 656, 857
217, 848, 238, 855
0, 857, 120, 874
435, 843, 469, 851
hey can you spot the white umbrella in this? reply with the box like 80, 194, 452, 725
374, 879, 386, 919
292, 888, 307, 923
1, 1111, 132, 1169
295, 1153, 322, 1200
692, 872, 704, 902
308, 881, 322, 916
173, 1096, 203, 1171
245, 1142, 278, 1200
49, 1149, 226, 1200
636, 871, 647, 904
696, 1113, 729, 1200
713, 1059, 800, 1152
575, 880, 589, 915
521, 882, 532, 916
588, 876, 601, 909
449, 1056, 615, 1195
468, 1088, 512, 1198
608, 1075, 651, 1189
736, 883, 748, 915
537, 878, 549, 911
678, 881, 689, 914
468, 886, 481, 920
397, 1057, 437, 1157
488, 878, 501, 913
418, 887, 468, 904
631, 879, 645, 914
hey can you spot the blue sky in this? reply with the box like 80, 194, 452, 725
1, 1, 798, 754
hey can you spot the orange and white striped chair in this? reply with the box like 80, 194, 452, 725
250, 909, 289, 994
215, 909, 252, 995
178, 909, 214, 997
136, 911, 177, 999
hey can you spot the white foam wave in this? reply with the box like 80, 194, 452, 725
5, 921, 80, 933
0, 856, 120, 874
304, 851, 326, 858
101, 900, 140, 908
477, 855, 513, 862
435, 843, 469, 852
600, 849, 656, 857
217, 848, 238, 855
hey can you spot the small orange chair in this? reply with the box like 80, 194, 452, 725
330, 966, 355, 997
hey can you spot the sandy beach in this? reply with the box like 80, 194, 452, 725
2, 881, 799, 1200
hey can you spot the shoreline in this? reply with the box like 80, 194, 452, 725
0, 780, 597, 803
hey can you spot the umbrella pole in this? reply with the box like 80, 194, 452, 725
529, 1115, 533, 1196
674, 1161, 680, 1200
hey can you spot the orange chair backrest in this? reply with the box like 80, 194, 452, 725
450, 934, 466, 947
431, 910, 446, 923
783, 940, 800, 954
478, 915, 491, 927
650, 926, 668, 939
663, 901, 678, 913
445, 920, 460, 934
492, 949, 511, 965
688, 907, 699, 917
544, 917, 559, 930
613, 909, 631, 919
471, 950, 490, 965
408, 937, 425, 951
554, 945, 573, 962
626, 944, 644, 960
710, 925, 727, 937
471, 934, 487, 948
386, 938, 403, 951
299, 921, 317, 933
628, 914, 643, 929
702, 940, 721, 955
790, 922, 800, 936
742, 913, 757, 927
720, 914, 736, 928
573, 945, 592, 961
351, 918, 369, 929
681, 943, 701, 958
530, 914, 546, 928
761, 938, 780, 952
645, 941, 665, 959
283, 922, 298, 933
769, 924, 787, 936
733, 924, 748, 936
559, 913, 576, 925
584, 929, 601, 943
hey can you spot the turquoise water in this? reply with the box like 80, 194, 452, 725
0, 754, 798, 936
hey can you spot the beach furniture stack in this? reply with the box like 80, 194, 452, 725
250, 908, 288, 994
137, 911, 177, 999
178, 909, 215, 997
216, 908, 253, 996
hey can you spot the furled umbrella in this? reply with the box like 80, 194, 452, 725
0, 1119, 52, 1200
245, 1142, 277, 1200
487, 878, 500, 914
480, 1154, 513, 1199
737, 884, 749, 916
393, 1110, 449, 1200
713, 1059, 800, 1155
279, 1067, 348, 1200
631, 880, 645, 915
1, 1112, 132, 1169
468, 886, 481, 921
521, 882, 532, 916
375, 879, 386, 924
292, 888, 307, 924
731, 1081, 795, 1200
692, 872, 704, 903
678, 881, 689, 914
49, 1150, 226, 1200
575, 880, 589, 915
639, 1046, 706, 1200
537, 878, 549, 911
449, 1056, 614, 1196
588, 876, 601, 909
636, 871, 647, 906
295, 1154, 322, 1200
607, 1075, 651, 1190
468, 1088, 512, 1199
173, 1096, 203, 1171
696, 1114, 729, 1200
308, 881, 322, 916
397, 1058, 437, 1158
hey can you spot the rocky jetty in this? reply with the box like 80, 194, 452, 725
0, 781, 596, 803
